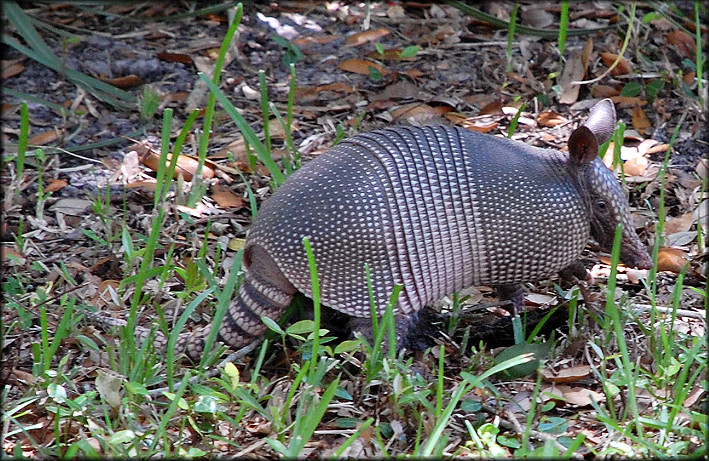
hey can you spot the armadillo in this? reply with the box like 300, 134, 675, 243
136, 98, 653, 360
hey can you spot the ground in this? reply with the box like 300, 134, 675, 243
2, 2, 707, 458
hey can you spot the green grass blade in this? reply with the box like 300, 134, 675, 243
198, 73, 285, 186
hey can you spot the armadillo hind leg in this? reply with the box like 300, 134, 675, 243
183, 244, 297, 361
495, 283, 525, 315
558, 259, 592, 282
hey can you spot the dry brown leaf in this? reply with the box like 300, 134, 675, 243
345, 28, 390, 46
156, 52, 194, 64
657, 247, 690, 273
479, 100, 504, 116
683, 71, 696, 85
592, 84, 620, 98
2, 61, 25, 79
600, 52, 633, 76
646, 143, 671, 155
125, 180, 157, 191
542, 365, 591, 383
611, 96, 647, 108
558, 51, 585, 104
624, 156, 648, 176
292, 35, 338, 47
683, 386, 705, 408
140, 151, 215, 180
537, 110, 568, 127
447, 113, 499, 133
525, 293, 555, 306
390, 103, 447, 123
632, 106, 652, 135
337, 58, 389, 76
211, 184, 246, 209
665, 213, 695, 234
2, 246, 25, 264
666, 30, 696, 57
581, 37, 594, 71
45, 178, 68, 193
402, 68, 424, 80
315, 82, 354, 93
49, 198, 92, 216
28, 130, 60, 146
560, 385, 606, 406
99, 74, 143, 89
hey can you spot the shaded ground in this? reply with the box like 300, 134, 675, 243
2, 2, 706, 458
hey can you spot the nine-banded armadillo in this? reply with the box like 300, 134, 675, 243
136, 98, 653, 360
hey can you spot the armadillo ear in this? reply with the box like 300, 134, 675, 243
583, 98, 616, 145
568, 125, 599, 166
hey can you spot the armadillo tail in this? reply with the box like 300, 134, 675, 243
184, 244, 297, 360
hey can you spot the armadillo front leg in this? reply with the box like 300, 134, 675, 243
495, 283, 525, 315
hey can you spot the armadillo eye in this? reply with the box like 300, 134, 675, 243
597, 200, 607, 211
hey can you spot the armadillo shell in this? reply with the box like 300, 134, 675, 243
247, 126, 589, 318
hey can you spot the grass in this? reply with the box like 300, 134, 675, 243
2, 1, 707, 458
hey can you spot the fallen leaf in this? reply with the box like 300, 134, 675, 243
337, 58, 389, 76
345, 28, 390, 46
631, 106, 652, 135
228, 238, 246, 251
560, 385, 606, 406
657, 247, 690, 273
666, 30, 696, 57
140, 151, 215, 180
95, 369, 124, 410
2, 246, 25, 264
447, 113, 499, 133
581, 37, 594, 71
537, 110, 568, 127
558, 51, 585, 104
624, 156, 648, 176
600, 52, 633, 76
49, 198, 92, 216
315, 82, 354, 93
390, 103, 448, 123
90, 255, 122, 279
542, 365, 591, 383
666, 231, 697, 247
28, 130, 61, 146
2, 60, 24, 79
665, 213, 694, 234
592, 84, 620, 98
211, 184, 247, 209
646, 143, 671, 155
478, 100, 504, 116
525, 293, 556, 306
292, 35, 338, 47
45, 178, 68, 192
156, 52, 194, 64
125, 180, 157, 191
99, 74, 143, 89
611, 96, 647, 108
683, 71, 696, 85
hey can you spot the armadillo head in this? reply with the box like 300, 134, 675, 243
568, 99, 653, 270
